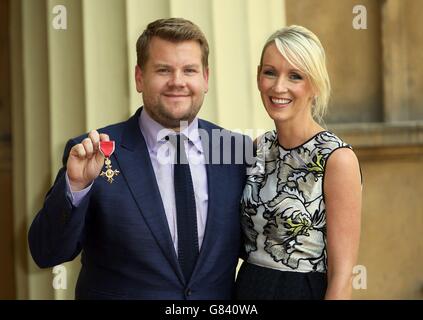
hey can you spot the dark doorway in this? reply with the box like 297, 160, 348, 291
0, 0, 16, 299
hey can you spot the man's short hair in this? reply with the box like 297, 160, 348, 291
136, 18, 209, 70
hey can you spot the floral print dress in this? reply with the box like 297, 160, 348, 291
241, 130, 352, 273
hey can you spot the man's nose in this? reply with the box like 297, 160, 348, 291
168, 71, 186, 87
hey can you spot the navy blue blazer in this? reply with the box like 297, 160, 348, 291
28, 108, 250, 300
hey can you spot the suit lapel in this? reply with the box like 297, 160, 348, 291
113, 109, 184, 284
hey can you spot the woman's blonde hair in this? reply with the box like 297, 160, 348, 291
260, 25, 331, 123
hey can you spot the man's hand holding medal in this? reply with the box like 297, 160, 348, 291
67, 130, 118, 191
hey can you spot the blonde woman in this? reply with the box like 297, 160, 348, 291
236, 25, 362, 300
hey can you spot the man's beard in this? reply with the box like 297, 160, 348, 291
152, 102, 201, 129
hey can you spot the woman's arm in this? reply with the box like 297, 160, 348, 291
323, 147, 362, 300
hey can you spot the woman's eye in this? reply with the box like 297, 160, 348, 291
263, 70, 276, 77
290, 73, 303, 80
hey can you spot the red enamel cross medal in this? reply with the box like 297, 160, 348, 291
99, 141, 120, 183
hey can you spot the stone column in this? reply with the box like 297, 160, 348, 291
381, 0, 410, 122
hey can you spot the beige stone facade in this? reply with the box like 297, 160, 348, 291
1, 0, 422, 299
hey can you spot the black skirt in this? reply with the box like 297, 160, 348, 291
235, 261, 327, 300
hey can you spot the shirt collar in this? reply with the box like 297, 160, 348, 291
139, 108, 203, 153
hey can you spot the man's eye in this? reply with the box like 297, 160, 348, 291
185, 69, 198, 74
157, 69, 169, 73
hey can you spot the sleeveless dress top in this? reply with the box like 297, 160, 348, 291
241, 130, 352, 273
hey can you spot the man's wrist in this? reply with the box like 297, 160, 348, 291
69, 180, 91, 192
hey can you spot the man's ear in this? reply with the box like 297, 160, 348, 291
203, 67, 209, 93
135, 65, 143, 93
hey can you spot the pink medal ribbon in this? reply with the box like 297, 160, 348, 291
99, 141, 120, 183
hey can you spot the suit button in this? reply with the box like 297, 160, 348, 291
185, 288, 192, 296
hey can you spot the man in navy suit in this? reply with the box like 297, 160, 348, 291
28, 18, 251, 299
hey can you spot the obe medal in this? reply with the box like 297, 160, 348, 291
99, 141, 120, 184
